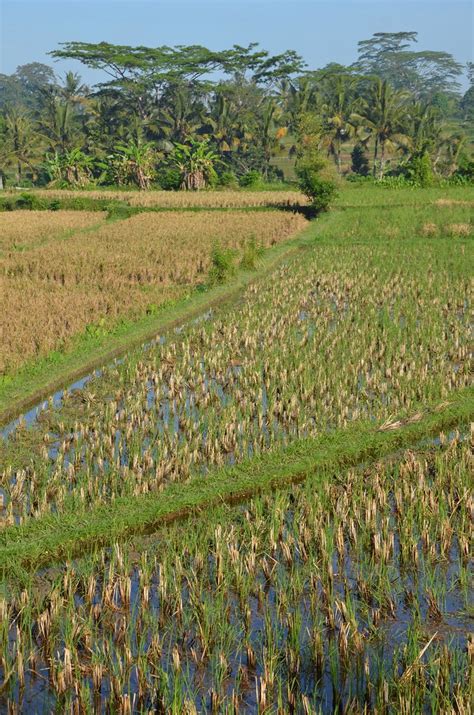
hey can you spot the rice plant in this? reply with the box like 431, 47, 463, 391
0, 436, 471, 712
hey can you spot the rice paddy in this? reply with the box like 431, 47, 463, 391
0, 211, 107, 253
23, 189, 309, 209
0, 185, 472, 713
0, 435, 472, 713
0, 210, 307, 373
1, 196, 471, 525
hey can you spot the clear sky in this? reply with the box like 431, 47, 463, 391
1, 0, 473, 89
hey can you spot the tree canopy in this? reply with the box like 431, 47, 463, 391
0, 33, 471, 189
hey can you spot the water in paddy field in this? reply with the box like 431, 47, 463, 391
0, 309, 214, 442
1, 439, 472, 713
0, 372, 99, 441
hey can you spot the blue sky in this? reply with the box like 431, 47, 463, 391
1, 0, 472, 89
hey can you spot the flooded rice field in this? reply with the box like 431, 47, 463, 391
1, 435, 472, 713
0, 235, 471, 527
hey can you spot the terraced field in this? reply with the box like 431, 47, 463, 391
0, 186, 472, 713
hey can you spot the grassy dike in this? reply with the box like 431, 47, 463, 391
1, 385, 472, 581
0, 212, 316, 427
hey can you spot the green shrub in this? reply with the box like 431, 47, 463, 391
404, 153, 433, 187
346, 174, 373, 184
156, 168, 182, 191
106, 202, 139, 221
239, 236, 264, 270
296, 166, 337, 212
239, 170, 264, 188
218, 170, 238, 188
15, 192, 47, 210
453, 157, 474, 183
207, 244, 236, 285
0, 198, 14, 211
351, 144, 370, 176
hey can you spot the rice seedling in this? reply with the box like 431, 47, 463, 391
0, 435, 471, 712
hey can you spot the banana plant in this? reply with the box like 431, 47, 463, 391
111, 140, 156, 189
169, 138, 220, 190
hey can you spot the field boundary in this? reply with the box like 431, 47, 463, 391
1, 386, 472, 580
0, 217, 318, 428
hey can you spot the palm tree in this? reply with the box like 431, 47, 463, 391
61, 71, 88, 104
40, 95, 79, 153
259, 98, 284, 178
321, 75, 360, 173
407, 102, 442, 157
352, 79, 410, 178
205, 93, 241, 156
152, 83, 205, 144
433, 131, 466, 176
1, 108, 41, 183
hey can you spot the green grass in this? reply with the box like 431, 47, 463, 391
1, 384, 472, 582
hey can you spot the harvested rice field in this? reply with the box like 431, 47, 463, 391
0, 186, 472, 714
0, 196, 471, 526
0, 210, 106, 252
0, 436, 472, 713
0, 210, 307, 373
26, 188, 309, 209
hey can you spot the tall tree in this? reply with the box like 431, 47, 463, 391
352, 79, 410, 178
355, 32, 463, 98
320, 74, 360, 173
0, 107, 41, 182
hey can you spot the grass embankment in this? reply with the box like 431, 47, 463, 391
1, 385, 472, 581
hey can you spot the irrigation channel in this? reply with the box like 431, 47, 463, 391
0, 310, 213, 441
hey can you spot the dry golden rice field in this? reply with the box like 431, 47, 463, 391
29, 188, 309, 208
0, 210, 106, 252
0, 210, 307, 374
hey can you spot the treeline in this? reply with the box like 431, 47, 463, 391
0, 31, 473, 190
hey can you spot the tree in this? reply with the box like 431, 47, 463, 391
0, 107, 41, 183
109, 140, 156, 189
153, 81, 206, 144
460, 63, 474, 122
14, 63, 57, 108
355, 32, 463, 99
0, 37, 467, 188
40, 95, 79, 153
351, 143, 370, 176
44, 147, 95, 186
61, 71, 88, 103
320, 74, 360, 173
352, 79, 410, 178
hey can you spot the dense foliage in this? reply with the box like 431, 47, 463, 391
0, 32, 472, 189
